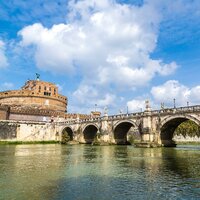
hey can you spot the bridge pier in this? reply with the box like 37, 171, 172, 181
99, 114, 114, 145
134, 100, 160, 147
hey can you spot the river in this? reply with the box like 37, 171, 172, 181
0, 144, 200, 200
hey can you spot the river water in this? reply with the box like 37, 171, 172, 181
0, 144, 200, 200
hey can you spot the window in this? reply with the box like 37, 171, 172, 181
39, 86, 41, 93
54, 89, 56, 95
44, 86, 46, 91
44, 92, 51, 96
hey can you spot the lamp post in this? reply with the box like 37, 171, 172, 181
187, 101, 189, 107
173, 98, 176, 108
95, 104, 97, 112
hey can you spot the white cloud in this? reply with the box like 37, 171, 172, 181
189, 86, 200, 104
56, 84, 63, 92
127, 80, 200, 112
73, 84, 99, 105
18, 0, 180, 112
151, 80, 200, 107
127, 99, 145, 112
0, 40, 8, 68
19, 0, 177, 86
72, 84, 116, 110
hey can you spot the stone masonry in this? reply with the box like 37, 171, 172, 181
1, 103, 200, 147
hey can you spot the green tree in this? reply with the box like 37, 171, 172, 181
174, 120, 200, 137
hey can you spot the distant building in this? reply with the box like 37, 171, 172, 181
0, 78, 67, 121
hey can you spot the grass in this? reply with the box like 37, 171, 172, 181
0, 140, 60, 145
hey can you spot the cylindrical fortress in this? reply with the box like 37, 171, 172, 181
0, 79, 67, 121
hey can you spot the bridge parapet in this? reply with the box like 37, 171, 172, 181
55, 105, 200, 127
107, 112, 143, 120
57, 113, 142, 126
151, 105, 200, 116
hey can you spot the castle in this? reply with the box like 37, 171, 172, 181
0, 76, 99, 121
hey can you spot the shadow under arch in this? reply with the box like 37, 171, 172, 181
83, 124, 98, 144
61, 126, 74, 144
113, 121, 137, 145
160, 115, 200, 147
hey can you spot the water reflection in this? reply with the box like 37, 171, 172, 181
0, 145, 200, 200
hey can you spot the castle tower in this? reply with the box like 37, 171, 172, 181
0, 77, 68, 121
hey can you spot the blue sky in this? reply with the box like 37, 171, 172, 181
0, 0, 200, 114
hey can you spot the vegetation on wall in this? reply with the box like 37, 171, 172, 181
61, 132, 71, 144
0, 141, 60, 145
174, 120, 200, 138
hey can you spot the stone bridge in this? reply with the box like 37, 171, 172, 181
57, 104, 200, 147
1, 104, 200, 147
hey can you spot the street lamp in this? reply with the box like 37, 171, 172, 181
95, 104, 97, 112
173, 98, 176, 108
187, 101, 189, 107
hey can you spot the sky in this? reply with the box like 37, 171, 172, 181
0, 0, 200, 115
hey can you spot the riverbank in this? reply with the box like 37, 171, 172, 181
0, 140, 200, 146
0, 140, 60, 145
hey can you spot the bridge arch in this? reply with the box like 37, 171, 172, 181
83, 123, 99, 144
113, 120, 138, 145
61, 126, 74, 144
160, 114, 200, 147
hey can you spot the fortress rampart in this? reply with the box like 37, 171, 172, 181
0, 79, 68, 121
0, 79, 67, 112
0, 91, 66, 112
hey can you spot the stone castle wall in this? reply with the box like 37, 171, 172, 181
0, 121, 58, 141
0, 90, 66, 112
0, 79, 68, 121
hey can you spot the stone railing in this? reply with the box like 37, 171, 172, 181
57, 105, 200, 126
151, 105, 200, 115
